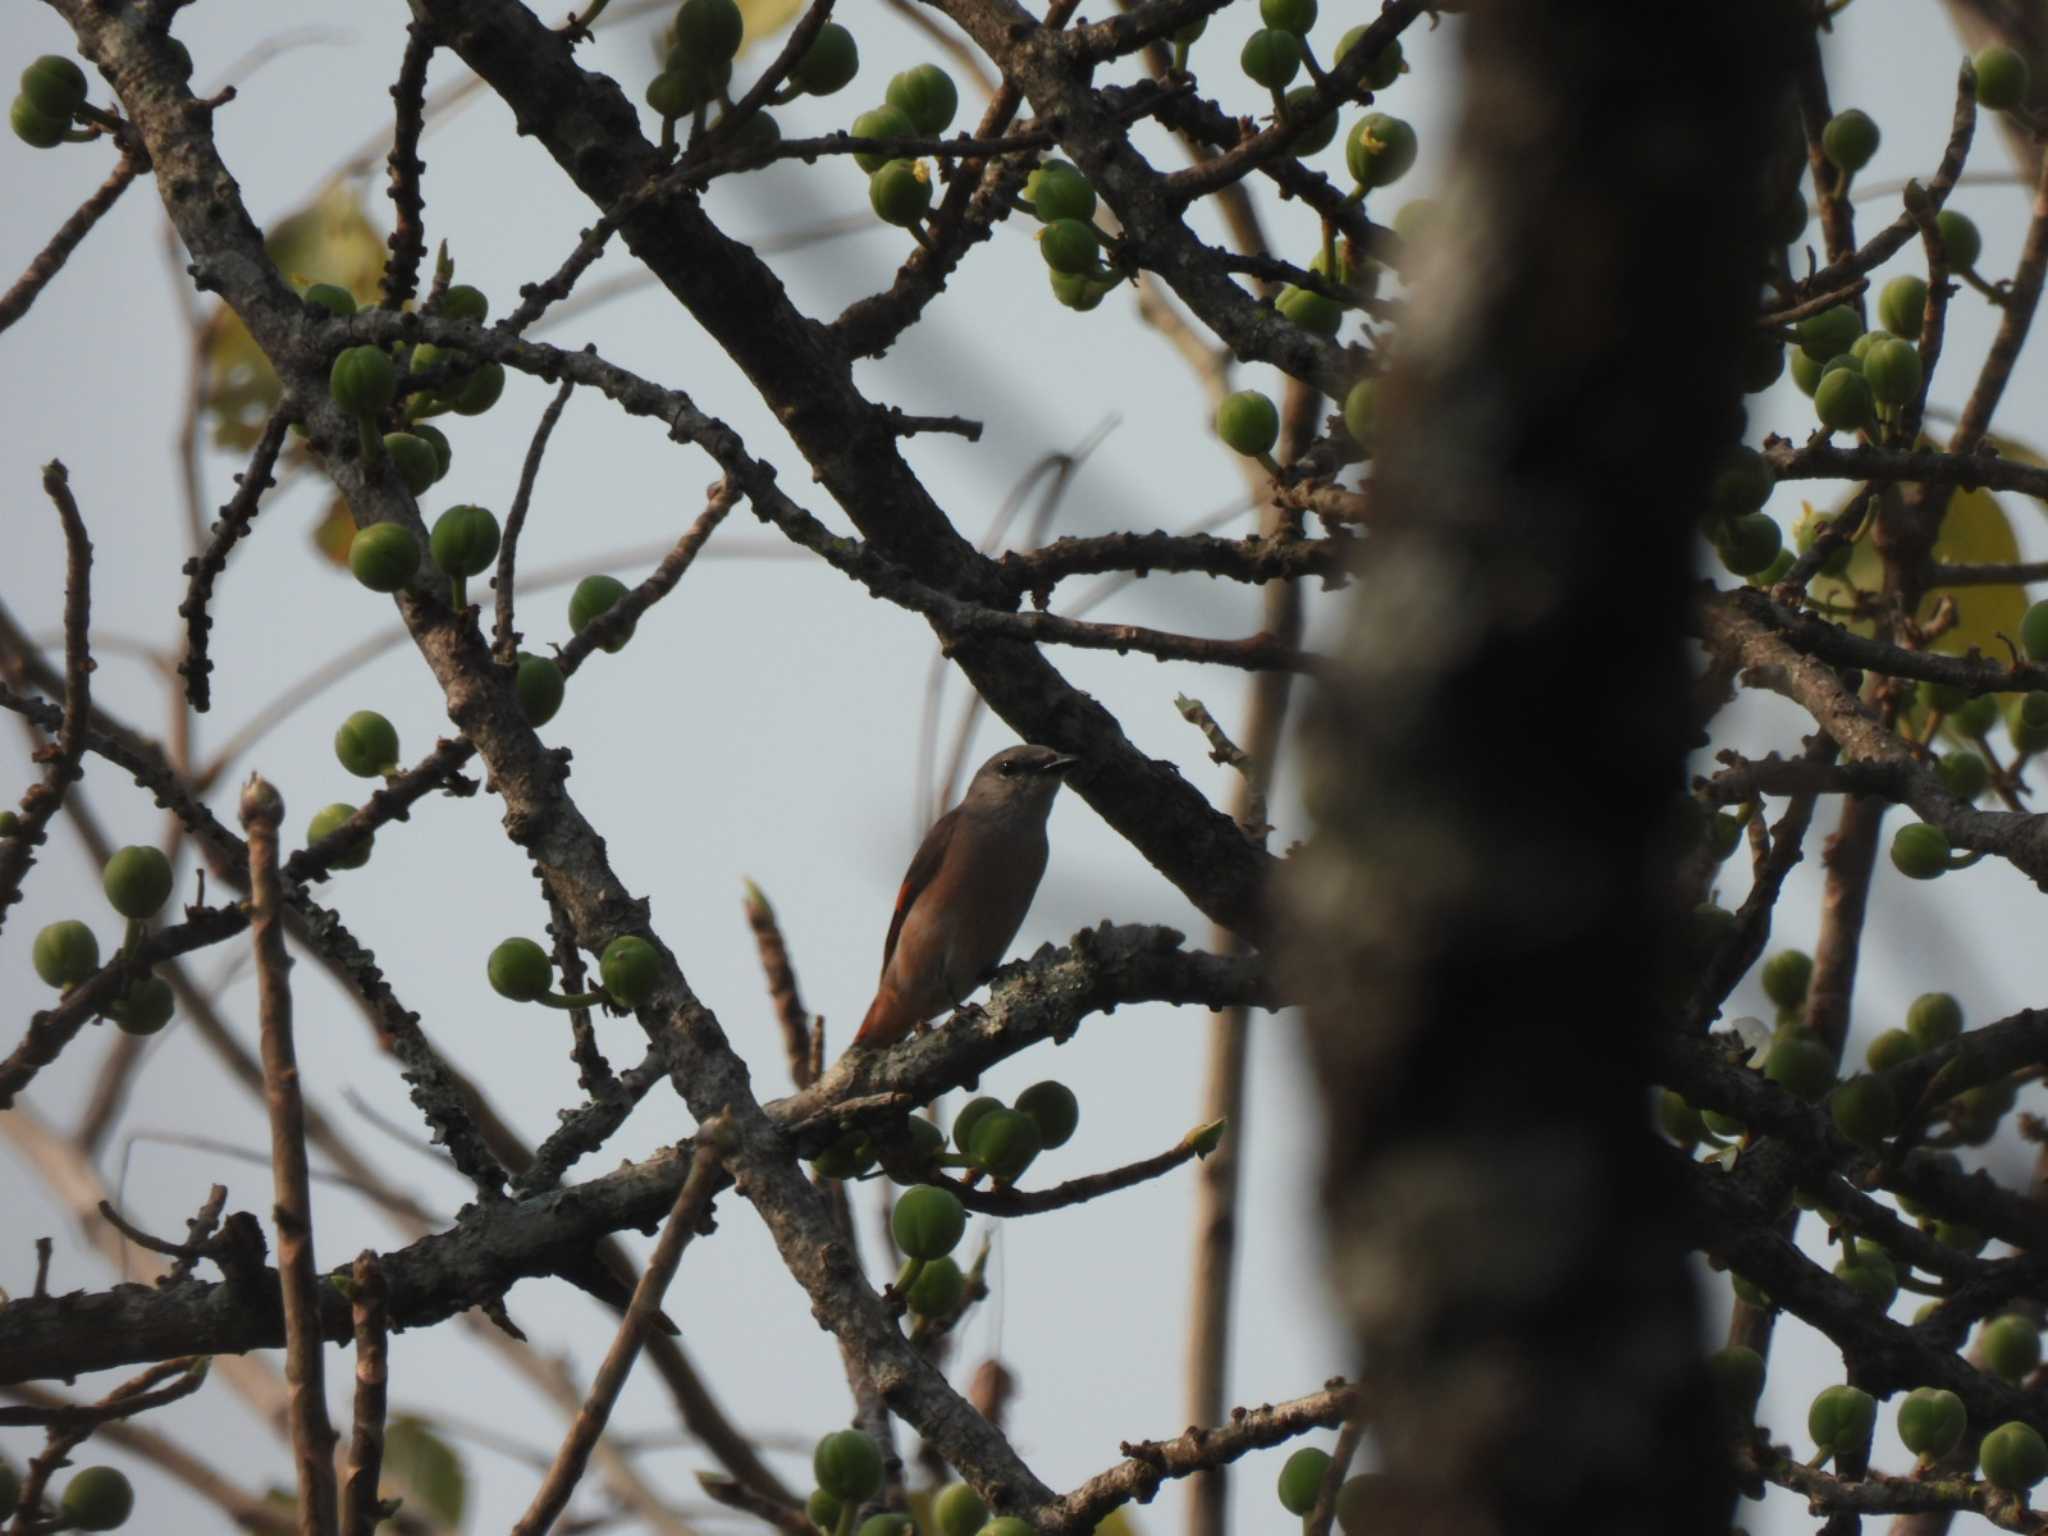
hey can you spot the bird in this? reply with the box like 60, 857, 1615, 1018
853, 744, 1080, 1047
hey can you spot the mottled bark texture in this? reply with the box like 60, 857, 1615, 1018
1285, 4, 1794, 1532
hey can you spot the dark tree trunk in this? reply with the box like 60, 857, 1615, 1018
1288, 4, 1796, 1532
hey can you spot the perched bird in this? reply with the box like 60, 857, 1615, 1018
853, 744, 1079, 1046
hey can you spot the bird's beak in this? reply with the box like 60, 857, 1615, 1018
1042, 753, 1081, 777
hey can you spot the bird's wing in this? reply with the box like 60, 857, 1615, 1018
880, 807, 961, 973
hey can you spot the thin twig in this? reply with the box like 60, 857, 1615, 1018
242, 773, 340, 1536
933, 1122, 1221, 1215
178, 409, 292, 712
0, 148, 146, 335
512, 1121, 734, 1536
0, 463, 93, 935
495, 376, 578, 661
340, 1251, 389, 1536
744, 881, 814, 1089
380, 21, 437, 311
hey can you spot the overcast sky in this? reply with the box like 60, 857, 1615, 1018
0, 4, 2042, 1535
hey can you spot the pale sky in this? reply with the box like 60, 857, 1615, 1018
0, 4, 2040, 1536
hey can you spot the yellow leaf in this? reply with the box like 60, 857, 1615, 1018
200, 181, 386, 450
1810, 482, 2027, 661
738, 0, 806, 48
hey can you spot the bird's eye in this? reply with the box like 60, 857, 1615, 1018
999, 761, 1018, 777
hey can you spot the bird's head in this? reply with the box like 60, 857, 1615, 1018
963, 744, 1080, 817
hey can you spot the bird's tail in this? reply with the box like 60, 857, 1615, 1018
853, 983, 908, 1047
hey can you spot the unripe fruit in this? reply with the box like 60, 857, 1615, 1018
1829, 1074, 1897, 1150
897, 1114, 946, 1172
1879, 274, 1928, 338
349, 523, 420, 593
112, 974, 175, 1036
299, 280, 356, 317
1865, 1029, 1920, 1072
570, 574, 635, 652
1334, 1476, 1374, 1535
488, 937, 553, 1002
1833, 1240, 1898, 1311
1241, 29, 1303, 90
1864, 337, 1922, 405
1797, 304, 1862, 361
1822, 108, 1879, 173
860, 1517, 913, 1536
1907, 991, 1963, 1049
9, 96, 66, 149
892, 1184, 967, 1259
1261, 0, 1316, 34
1789, 345, 1825, 397
1016, 1080, 1079, 1148
307, 804, 372, 868
1344, 378, 1376, 448
20, 56, 88, 120
1897, 1387, 1966, 1460
1938, 749, 1990, 802
1708, 1344, 1766, 1421
905, 1254, 965, 1315
1336, 27, 1403, 88
813, 1429, 883, 1503
793, 24, 859, 96
851, 105, 916, 173
2023, 599, 2048, 661
1980, 1314, 2041, 1384
439, 284, 489, 324
1217, 390, 1280, 457
1277, 1447, 1331, 1515
1047, 268, 1111, 311
516, 652, 566, 726
1027, 160, 1096, 224
674, 0, 744, 62
870, 159, 933, 227
1938, 209, 1982, 269
1952, 691, 2000, 737
0, 812, 17, 836
1936, 1220, 1987, 1253
966, 1106, 1042, 1183
647, 70, 702, 118
1040, 218, 1102, 276
1890, 822, 1949, 879
1708, 810, 1744, 860
449, 360, 505, 416
334, 710, 400, 778
1346, 113, 1416, 188
1760, 949, 1813, 1009
1808, 1384, 1877, 1459
1716, 513, 1782, 577
1711, 446, 1774, 521
61, 1467, 133, 1532
1764, 1034, 1834, 1102
1658, 1090, 1705, 1147
600, 935, 660, 1007
977, 1521, 1033, 1536
808, 1490, 841, 1532
33, 919, 99, 988
886, 64, 958, 134
1975, 45, 2030, 112
102, 844, 173, 919
1276, 284, 1343, 335
812, 1130, 878, 1179
1280, 88, 1338, 155
1981, 1421, 2048, 1492
331, 346, 397, 420
1813, 367, 1874, 433
1731, 1272, 1770, 1308
412, 422, 453, 480
430, 504, 502, 579
1741, 333, 1785, 393
384, 432, 440, 495
953, 1095, 1003, 1154
934, 1483, 988, 1536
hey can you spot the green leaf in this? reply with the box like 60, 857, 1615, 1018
381, 1415, 466, 1530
